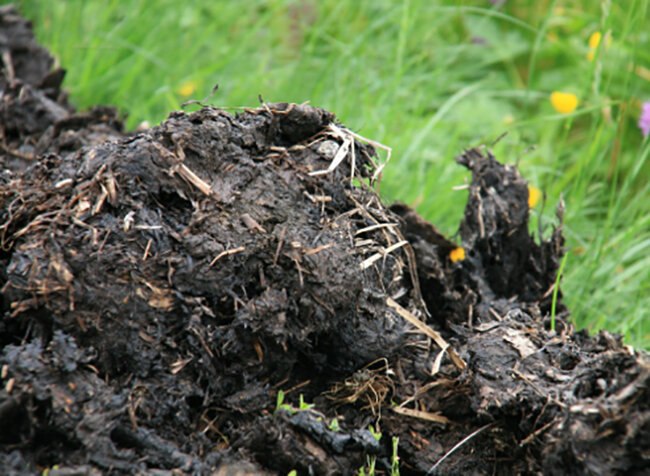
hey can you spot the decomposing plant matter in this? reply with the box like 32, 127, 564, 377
325, 358, 395, 417
1, 6, 649, 475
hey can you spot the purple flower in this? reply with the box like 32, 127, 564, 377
639, 102, 650, 137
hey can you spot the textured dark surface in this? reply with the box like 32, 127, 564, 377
1, 5, 649, 475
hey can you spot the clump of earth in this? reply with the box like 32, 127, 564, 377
1, 5, 648, 475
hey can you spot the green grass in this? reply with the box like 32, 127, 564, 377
10, 0, 650, 349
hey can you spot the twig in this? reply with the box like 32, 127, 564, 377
209, 246, 245, 267
142, 239, 153, 260
273, 227, 286, 266
304, 243, 333, 256
354, 223, 398, 235
391, 406, 450, 425
427, 422, 495, 474
520, 418, 555, 446
360, 240, 408, 270
386, 297, 466, 370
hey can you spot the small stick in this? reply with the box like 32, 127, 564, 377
427, 422, 495, 474
308, 290, 334, 315
520, 418, 555, 446
397, 380, 449, 408
210, 246, 245, 267
282, 379, 311, 396
273, 228, 286, 266
354, 223, 398, 235
341, 126, 392, 185
191, 327, 215, 359
304, 243, 333, 256
477, 194, 485, 238
488, 307, 503, 321
241, 213, 266, 233
386, 297, 466, 370
391, 406, 450, 425
510, 368, 548, 399
308, 136, 351, 176
452, 184, 470, 191
142, 239, 153, 261
360, 240, 408, 270
177, 163, 212, 196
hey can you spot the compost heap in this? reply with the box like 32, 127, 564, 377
1, 6, 649, 475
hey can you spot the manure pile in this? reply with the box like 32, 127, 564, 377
1, 6, 648, 475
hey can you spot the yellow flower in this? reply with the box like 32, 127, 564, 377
588, 31, 602, 49
528, 185, 541, 208
177, 80, 197, 97
450, 247, 466, 263
587, 31, 612, 61
550, 92, 578, 114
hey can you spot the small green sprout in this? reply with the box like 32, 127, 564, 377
551, 252, 569, 332
42, 465, 60, 476
328, 417, 340, 432
358, 433, 399, 476
299, 394, 314, 411
358, 455, 377, 476
391, 436, 400, 475
368, 425, 382, 442
274, 390, 293, 416
274, 391, 314, 417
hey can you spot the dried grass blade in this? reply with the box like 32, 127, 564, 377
391, 406, 450, 425
386, 297, 466, 370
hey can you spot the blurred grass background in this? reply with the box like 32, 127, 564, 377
9, 0, 650, 349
